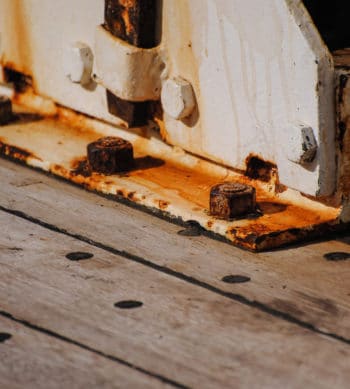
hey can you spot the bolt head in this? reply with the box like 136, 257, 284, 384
161, 77, 196, 120
287, 125, 317, 165
63, 42, 93, 85
210, 182, 256, 219
87, 136, 134, 175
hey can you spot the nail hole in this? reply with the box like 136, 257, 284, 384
65, 252, 94, 261
324, 252, 350, 261
222, 275, 251, 284
0, 333, 12, 343
177, 220, 202, 237
114, 300, 143, 309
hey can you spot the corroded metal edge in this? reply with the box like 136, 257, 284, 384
0, 99, 343, 251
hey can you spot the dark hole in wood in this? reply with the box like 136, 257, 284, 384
222, 275, 251, 284
324, 252, 350, 261
65, 252, 94, 261
0, 333, 12, 343
114, 300, 143, 309
177, 220, 202, 237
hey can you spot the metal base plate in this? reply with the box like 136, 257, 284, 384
0, 103, 342, 251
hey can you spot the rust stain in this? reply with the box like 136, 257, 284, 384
245, 155, 278, 184
226, 205, 339, 251
3, 66, 33, 93
0, 139, 41, 162
104, 0, 158, 49
128, 160, 217, 208
127, 191, 136, 200
121, 8, 135, 37
54, 108, 107, 143
158, 200, 169, 210
0, 101, 341, 251
120, 0, 137, 7
71, 157, 91, 177
336, 70, 350, 199
1, 1, 33, 78
67, 151, 338, 250
207, 220, 213, 228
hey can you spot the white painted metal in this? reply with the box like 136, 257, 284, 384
0, 0, 336, 196
63, 42, 94, 85
94, 25, 163, 101
0, 83, 14, 99
0, 0, 127, 126
161, 77, 196, 119
161, 0, 335, 196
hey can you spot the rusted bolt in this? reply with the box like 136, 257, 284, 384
87, 136, 134, 174
161, 77, 196, 120
210, 182, 256, 219
63, 42, 93, 85
0, 95, 13, 125
287, 124, 318, 165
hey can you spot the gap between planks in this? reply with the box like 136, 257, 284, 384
1, 210, 350, 388
1, 158, 350, 340
0, 314, 174, 389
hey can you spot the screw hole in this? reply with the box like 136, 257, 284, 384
324, 252, 350, 261
222, 275, 251, 284
0, 333, 12, 343
114, 300, 143, 309
65, 252, 94, 261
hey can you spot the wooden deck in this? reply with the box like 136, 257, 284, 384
1, 157, 350, 388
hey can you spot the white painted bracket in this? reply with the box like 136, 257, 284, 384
94, 25, 164, 102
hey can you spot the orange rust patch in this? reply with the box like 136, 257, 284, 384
121, 9, 135, 36
207, 220, 214, 228
158, 200, 169, 210
55, 108, 103, 142
0, 140, 40, 162
120, 0, 136, 7
128, 161, 219, 208
1, 101, 341, 251
70, 157, 91, 177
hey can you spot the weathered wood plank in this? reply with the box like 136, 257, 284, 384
1, 210, 350, 388
0, 314, 171, 389
1, 158, 350, 341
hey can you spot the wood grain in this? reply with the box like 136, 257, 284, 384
1, 209, 350, 388
0, 314, 171, 389
1, 158, 350, 340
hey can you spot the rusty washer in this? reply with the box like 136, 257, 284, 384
210, 182, 256, 219
87, 136, 134, 174
0, 95, 13, 125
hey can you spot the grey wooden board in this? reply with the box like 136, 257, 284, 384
1, 210, 350, 388
1, 158, 350, 340
0, 315, 171, 389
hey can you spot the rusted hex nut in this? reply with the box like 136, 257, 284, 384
87, 136, 134, 174
0, 96, 13, 125
210, 182, 256, 219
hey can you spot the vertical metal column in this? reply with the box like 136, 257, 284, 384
104, 0, 161, 126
